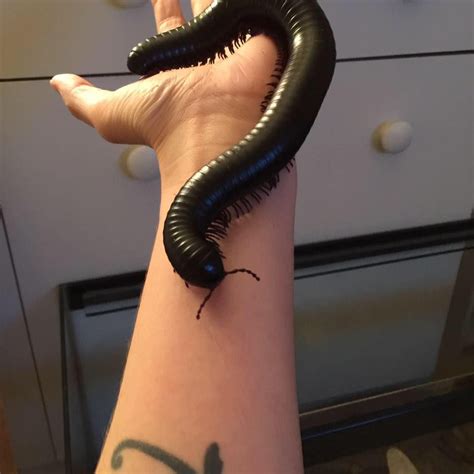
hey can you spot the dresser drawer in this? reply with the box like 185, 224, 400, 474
0, 0, 191, 79
295, 54, 473, 244
1, 75, 160, 455
320, 0, 473, 59
2, 1, 472, 80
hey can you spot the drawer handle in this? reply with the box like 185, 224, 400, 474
120, 146, 160, 181
373, 120, 413, 154
110, 0, 147, 8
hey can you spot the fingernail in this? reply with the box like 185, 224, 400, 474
50, 76, 61, 92
50, 74, 70, 89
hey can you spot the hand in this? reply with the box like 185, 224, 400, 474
50, 0, 278, 189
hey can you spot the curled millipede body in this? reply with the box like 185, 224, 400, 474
127, 0, 336, 317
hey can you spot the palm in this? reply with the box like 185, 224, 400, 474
97, 35, 278, 165
51, 0, 278, 176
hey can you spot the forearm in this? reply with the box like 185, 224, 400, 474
97, 141, 302, 472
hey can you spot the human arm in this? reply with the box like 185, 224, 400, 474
50, 1, 303, 471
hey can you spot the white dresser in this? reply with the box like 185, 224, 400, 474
0, 0, 472, 469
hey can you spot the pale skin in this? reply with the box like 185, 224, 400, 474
50, 0, 303, 472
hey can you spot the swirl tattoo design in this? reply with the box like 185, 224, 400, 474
127, 0, 336, 318
111, 439, 223, 474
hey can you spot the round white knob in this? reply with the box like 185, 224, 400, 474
120, 146, 160, 181
111, 0, 147, 8
373, 120, 414, 154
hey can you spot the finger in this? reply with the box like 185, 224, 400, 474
152, 0, 186, 33
190, 0, 212, 17
50, 74, 111, 128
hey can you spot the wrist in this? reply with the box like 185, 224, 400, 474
153, 98, 264, 191
152, 115, 298, 293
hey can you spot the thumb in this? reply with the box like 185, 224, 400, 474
50, 74, 111, 128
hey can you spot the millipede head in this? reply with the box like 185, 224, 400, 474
198, 250, 226, 289
173, 246, 225, 290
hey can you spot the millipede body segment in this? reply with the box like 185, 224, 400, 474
127, 0, 336, 295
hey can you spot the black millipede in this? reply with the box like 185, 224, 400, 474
127, 0, 336, 319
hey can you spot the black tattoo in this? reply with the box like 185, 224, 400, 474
111, 439, 223, 474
